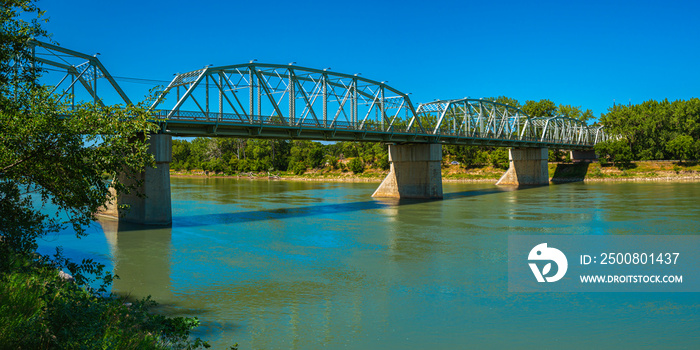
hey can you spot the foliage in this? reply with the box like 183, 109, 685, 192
1, 86, 158, 253
289, 140, 324, 169
1, 1, 160, 253
595, 139, 633, 169
489, 148, 509, 169
0, 1, 209, 348
599, 99, 700, 161
558, 104, 594, 123
666, 134, 696, 161
0, 0, 46, 91
169, 138, 396, 176
523, 99, 557, 118
485, 96, 522, 109
376, 155, 390, 170
444, 145, 488, 168
348, 157, 365, 174
291, 161, 306, 175
325, 155, 339, 169
0, 250, 209, 349
548, 149, 565, 162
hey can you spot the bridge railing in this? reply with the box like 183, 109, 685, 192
155, 108, 599, 146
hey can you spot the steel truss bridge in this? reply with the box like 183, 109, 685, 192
29, 41, 609, 150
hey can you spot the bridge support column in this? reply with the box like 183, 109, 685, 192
100, 134, 172, 225
496, 148, 549, 186
372, 143, 443, 199
570, 150, 597, 162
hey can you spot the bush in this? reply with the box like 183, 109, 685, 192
229, 158, 239, 172
237, 159, 251, 172
490, 148, 509, 169
596, 139, 633, 169
548, 149, 565, 162
171, 161, 183, 171
376, 156, 390, 170
203, 158, 226, 173
291, 161, 307, 175
348, 158, 365, 174
0, 250, 210, 349
325, 156, 339, 169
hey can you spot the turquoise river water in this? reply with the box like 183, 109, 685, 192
38, 179, 700, 349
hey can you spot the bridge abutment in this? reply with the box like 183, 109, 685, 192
570, 150, 598, 162
100, 134, 173, 225
372, 143, 443, 199
496, 148, 550, 186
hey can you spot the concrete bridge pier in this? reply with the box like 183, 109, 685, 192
372, 143, 443, 199
570, 150, 598, 162
100, 134, 173, 225
496, 148, 550, 186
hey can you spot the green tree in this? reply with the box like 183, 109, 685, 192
523, 99, 557, 118
600, 98, 700, 161
0, 1, 209, 347
558, 104, 594, 123
489, 148, 509, 169
288, 140, 325, 170
172, 139, 191, 170
485, 96, 521, 109
595, 139, 633, 169
291, 161, 306, 175
348, 157, 365, 174
444, 145, 488, 168
376, 155, 389, 170
666, 134, 695, 161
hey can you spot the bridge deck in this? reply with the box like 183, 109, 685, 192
156, 111, 595, 150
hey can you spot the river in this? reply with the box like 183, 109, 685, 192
38, 178, 700, 349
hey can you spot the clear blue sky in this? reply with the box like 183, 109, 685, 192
38, 0, 700, 120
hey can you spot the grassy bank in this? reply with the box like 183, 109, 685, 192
171, 161, 700, 183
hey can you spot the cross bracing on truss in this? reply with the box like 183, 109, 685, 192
27, 40, 131, 107
415, 98, 610, 145
151, 63, 424, 133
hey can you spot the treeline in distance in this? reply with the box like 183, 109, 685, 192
596, 98, 700, 167
169, 97, 700, 174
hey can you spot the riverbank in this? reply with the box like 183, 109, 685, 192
0, 249, 209, 349
170, 160, 700, 183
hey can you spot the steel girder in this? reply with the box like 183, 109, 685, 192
28, 40, 132, 107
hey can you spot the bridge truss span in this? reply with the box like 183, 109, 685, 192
151, 63, 428, 138
27, 39, 608, 150
416, 98, 611, 148
150, 64, 604, 149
